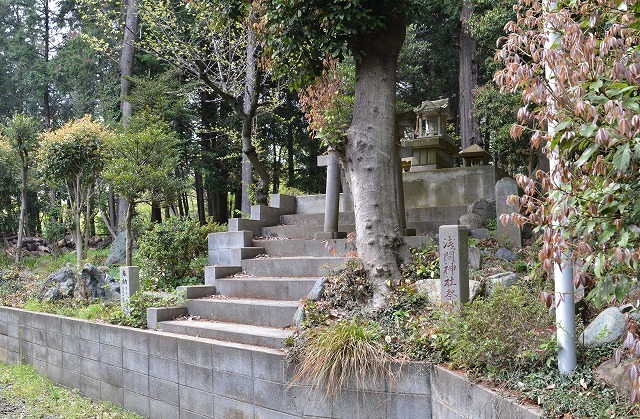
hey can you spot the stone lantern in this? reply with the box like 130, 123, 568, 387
405, 98, 459, 170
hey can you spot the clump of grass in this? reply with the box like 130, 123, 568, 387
292, 317, 393, 396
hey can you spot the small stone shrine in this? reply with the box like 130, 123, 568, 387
404, 98, 459, 170
459, 144, 492, 166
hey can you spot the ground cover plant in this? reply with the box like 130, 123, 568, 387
288, 234, 636, 417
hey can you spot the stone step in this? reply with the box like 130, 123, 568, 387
253, 238, 354, 258
294, 193, 353, 214
261, 224, 356, 239
214, 276, 318, 301
279, 212, 355, 226
207, 247, 265, 265
157, 319, 293, 349
187, 298, 299, 328
241, 256, 350, 277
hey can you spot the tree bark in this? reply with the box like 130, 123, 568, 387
342, 13, 410, 310
118, 0, 138, 230
125, 199, 135, 266
459, 1, 481, 149
120, 0, 138, 124
15, 155, 27, 264
194, 170, 206, 224
43, 0, 51, 130
241, 9, 269, 208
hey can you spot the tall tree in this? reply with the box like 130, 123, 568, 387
103, 113, 185, 265
262, 0, 414, 309
139, 0, 273, 207
2, 114, 40, 264
459, 0, 481, 148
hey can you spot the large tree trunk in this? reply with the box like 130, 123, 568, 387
459, 1, 481, 149
342, 14, 410, 310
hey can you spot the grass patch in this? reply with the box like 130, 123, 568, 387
292, 317, 393, 396
0, 362, 141, 418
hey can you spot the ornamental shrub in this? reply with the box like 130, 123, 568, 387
137, 217, 203, 291
436, 285, 555, 374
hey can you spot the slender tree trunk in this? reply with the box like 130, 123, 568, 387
43, 0, 51, 130
120, 0, 138, 124
108, 186, 117, 231
182, 193, 189, 216
241, 9, 269, 207
125, 199, 135, 266
15, 158, 27, 264
118, 0, 139, 230
150, 202, 162, 223
286, 119, 295, 187
459, 1, 481, 149
194, 170, 206, 224
84, 193, 91, 260
342, 12, 410, 310
75, 176, 83, 270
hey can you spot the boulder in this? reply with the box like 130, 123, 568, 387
41, 265, 76, 301
459, 213, 483, 230
75, 263, 120, 300
468, 198, 496, 225
468, 246, 483, 270
470, 228, 491, 239
415, 278, 484, 303
579, 306, 626, 347
596, 358, 634, 399
105, 231, 127, 266
495, 247, 517, 261
308, 277, 329, 301
485, 272, 518, 296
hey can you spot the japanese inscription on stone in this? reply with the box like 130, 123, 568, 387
439, 225, 470, 311
119, 266, 140, 315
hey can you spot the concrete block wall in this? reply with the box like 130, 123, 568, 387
0, 307, 542, 419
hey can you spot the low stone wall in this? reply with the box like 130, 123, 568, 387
0, 307, 542, 418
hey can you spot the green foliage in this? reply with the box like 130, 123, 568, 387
38, 116, 108, 191
260, 0, 409, 82
374, 285, 436, 361
405, 241, 440, 281
501, 344, 627, 418
292, 317, 392, 396
0, 362, 141, 418
137, 217, 206, 291
495, 0, 640, 307
42, 219, 68, 244
474, 83, 532, 176
108, 291, 187, 329
103, 112, 185, 206
435, 285, 555, 374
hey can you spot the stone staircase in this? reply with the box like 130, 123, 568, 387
154, 194, 356, 350
153, 193, 435, 351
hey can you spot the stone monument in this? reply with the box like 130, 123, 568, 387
439, 225, 470, 311
119, 266, 140, 315
495, 177, 522, 249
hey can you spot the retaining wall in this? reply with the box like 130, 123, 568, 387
0, 307, 542, 418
